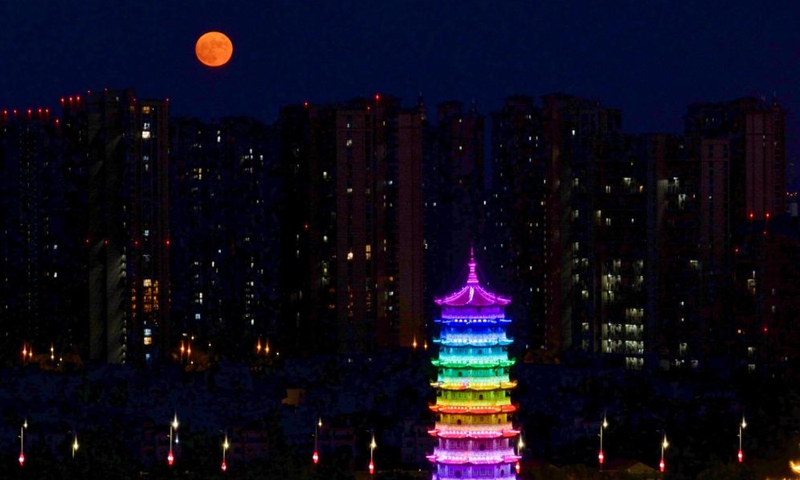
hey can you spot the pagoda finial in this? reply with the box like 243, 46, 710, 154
467, 246, 479, 285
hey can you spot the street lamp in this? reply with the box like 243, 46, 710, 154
369, 433, 377, 476
221, 433, 229, 472
738, 416, 746, 463
19, 419, 27, 467
599, 415, 608, 469
313, 416, 321, 465
660, 433, 668, 473
168, 412, 179, 466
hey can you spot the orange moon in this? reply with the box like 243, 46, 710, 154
195, 31, 233, 67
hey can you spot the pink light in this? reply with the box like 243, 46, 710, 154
660, 460, 665, 472
18, 452, 25, 467
168, 451, 174, 466
598, 451, 604, 465
369, 460, 374, 475
221, 461, 227, 471
516, 460, 521, 474
738, 450, 743, 463
313, 451, 319, 464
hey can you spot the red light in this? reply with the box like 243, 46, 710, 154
764, 326, 768, 333
313, 451, 319, 464
369, 460, 374, 475
303, 101, 309, 108
221, 461, 227, 472
168, 451, 174, 466
166, 239, 170, 247
516, 461, 521, 475
660, 460, 665, 472
766, 212, 771, 219
19, 452, 25, 466
375, 94, 380, 101
104, 239, 109, 245
76, 96, 81, 102
749, 212, 754, 219
69, 97, 73, 103
61, 98, 65, 104
738, 450, 743, 463
598, 451, 604, 464
304, 223, 309, 230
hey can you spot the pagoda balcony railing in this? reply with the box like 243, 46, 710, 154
428, 424, 518, 438
427, 447, 520, 465
432, 357, 515, 368
435, 335, 513, 346
429, 402, 518, 415
432, 379, 517, 391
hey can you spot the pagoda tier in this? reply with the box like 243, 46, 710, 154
428, 249, 521, 480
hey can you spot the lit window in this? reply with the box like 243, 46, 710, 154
142, 131, 151, 139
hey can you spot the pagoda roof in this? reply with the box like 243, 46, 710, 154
435, 248, 511, 307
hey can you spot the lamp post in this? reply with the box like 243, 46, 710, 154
369, 433, 377, 476
660, 433, 668, 473
19, 419, 27, 466
738, 416, 746, 463
168, 412, 179, 466
313, 416, 321, 465
221, 433, 229, 472
599, 415, 608, 469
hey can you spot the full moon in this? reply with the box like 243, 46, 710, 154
195, 31, 233, 67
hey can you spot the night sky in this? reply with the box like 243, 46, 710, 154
1, 1, 798, 172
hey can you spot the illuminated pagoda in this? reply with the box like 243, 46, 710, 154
427, 249, 521, 479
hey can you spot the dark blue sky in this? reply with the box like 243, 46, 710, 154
1, 1, 798, 166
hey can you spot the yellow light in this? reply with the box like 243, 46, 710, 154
172, 414, 179, 430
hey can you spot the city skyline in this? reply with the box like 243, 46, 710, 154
0, 1, 798, 180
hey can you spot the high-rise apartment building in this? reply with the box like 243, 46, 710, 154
62, 89, 170, 364
278, 96, 424, 355
0, 107, 87, 362
423, 101, 486, 300
169, 116, 280, 357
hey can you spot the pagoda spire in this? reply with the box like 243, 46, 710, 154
467, 245, 479, 285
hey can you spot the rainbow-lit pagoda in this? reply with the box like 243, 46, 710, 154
427, 249, 521, 480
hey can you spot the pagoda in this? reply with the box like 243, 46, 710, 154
427, 249, 521, 479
